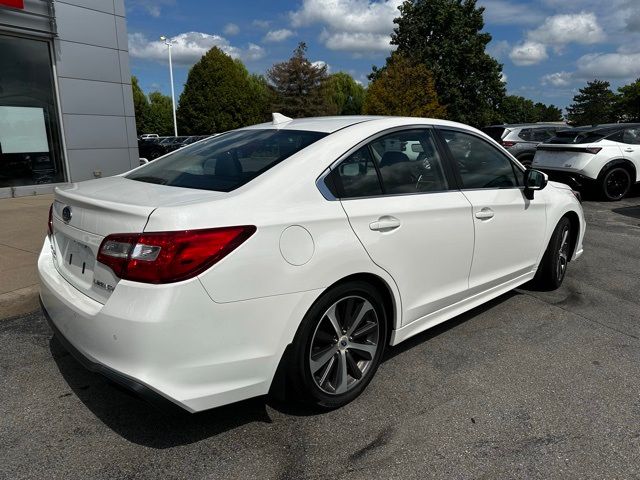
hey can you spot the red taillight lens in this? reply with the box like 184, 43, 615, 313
502, 141, 516, 148
585, 147, 602, 154
97, 226, 256, 284
48, 204, 54, 237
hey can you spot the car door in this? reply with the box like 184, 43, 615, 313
437, 128, 547, 291
328, 128, 474, 326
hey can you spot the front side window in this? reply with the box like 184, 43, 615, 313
441, 129, 520, 189
128, 129, 327, 192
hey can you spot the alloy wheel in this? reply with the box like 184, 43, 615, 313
309, 295, 380, 395
605, 168, 630, 200
557, 225, 570, 282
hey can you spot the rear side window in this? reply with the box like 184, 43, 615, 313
623, 128, 640, 145
331, 147, 383, 198
441, 129, 520, 189
127, 129, 327, 192
519, 128, 554, 142
369, 129, 448, 194
330, 129, 449, 198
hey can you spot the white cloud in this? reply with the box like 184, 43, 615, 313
252, 19, 271, 29
321, 30, 396, 53
263, 29, 295, 43
500, 72, 508, 83
487, 39, 510, 59
528, 12, 605, 45
480, 0, 545, 25
128, 32, 264, 66
223, 23, 240, 36
245, 43, 266, 61
290, 0, 402, 54
541, 71, 573, 86
575, 52, 640, 79
129, 0, 174, 18
312, 60, 331, 72
509, 41, 548, 66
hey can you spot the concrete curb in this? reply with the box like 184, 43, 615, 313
0, 285, 40, 320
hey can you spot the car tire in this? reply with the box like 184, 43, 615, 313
600, 166, 631, 201
532, 217, 572, 290
288, 281, 387, 409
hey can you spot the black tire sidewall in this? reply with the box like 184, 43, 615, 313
537, 217, 571, 290
602, 167, 631, 201
288, 281, 387, 409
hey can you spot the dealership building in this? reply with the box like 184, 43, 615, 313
0, 0, 138, 198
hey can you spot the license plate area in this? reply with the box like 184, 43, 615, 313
55, 233, 97, 289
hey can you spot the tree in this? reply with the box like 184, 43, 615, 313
363, 54, 446, 118
146, 91, 174, 136
617, 78, 640, 122
131, 76, 150, 135
177, 47, 271, 134
498, 95, 563, 124
533, 102, 563, 122
324, 72, 366, 115
391, 0, 505, 126
267, 42, 332, 117
566, 80, 618, 126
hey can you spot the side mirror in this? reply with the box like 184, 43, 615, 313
524, 169, 548, 200
139, 158, 149, 165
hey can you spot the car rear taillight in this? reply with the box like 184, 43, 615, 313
48, 204, 53, 237
502, 141, 517, 148
585, 147, 602, 154
97, 226, 256, 284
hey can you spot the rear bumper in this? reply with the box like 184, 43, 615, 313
40, 297, 175, 410
38, 236, 322, 412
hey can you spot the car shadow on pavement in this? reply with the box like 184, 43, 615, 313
612, 204, 640, 220
50, 337, 274, 449
48, 290, 520, 446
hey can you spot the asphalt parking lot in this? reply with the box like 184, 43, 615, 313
1, 190, 640, 480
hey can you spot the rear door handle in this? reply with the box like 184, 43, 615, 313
624, 148, 634, 152
475, 208, 494, 220
369, 216, 401, 232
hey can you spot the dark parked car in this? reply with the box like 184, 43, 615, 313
482, 123, 569, 167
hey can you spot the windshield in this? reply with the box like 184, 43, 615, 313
547, 129, 614, 144
127, 129, 327, 192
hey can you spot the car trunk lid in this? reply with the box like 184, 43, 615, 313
51, 176, 227, 303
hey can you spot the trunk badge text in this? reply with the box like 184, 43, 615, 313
62, 206, 72, 223
93, 279, 115, 292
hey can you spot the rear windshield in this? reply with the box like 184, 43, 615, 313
481, 126, 508, 142
127, 129, 327, 192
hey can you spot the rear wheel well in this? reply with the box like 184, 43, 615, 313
562, 211, 580, 261
328, 273, 397, 343
598, 159, 636, 182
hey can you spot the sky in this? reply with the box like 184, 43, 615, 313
126, 0, 640, 110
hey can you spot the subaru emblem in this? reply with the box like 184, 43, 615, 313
62, 206, 72, 223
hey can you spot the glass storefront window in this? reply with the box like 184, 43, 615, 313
0, 34, 64, 187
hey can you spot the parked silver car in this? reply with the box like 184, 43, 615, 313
482, 123, 569, 167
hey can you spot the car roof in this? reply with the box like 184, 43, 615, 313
570, 123, 640, 133
241, 115, 477, 134
485, 123, 568, 129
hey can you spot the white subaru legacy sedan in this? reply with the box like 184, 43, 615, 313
39, 115, 585, 412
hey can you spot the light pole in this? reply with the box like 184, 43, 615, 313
160, 35, 178, 137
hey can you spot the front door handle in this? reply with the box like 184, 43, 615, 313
475, 208, 494, 220
369, 216, 401, 232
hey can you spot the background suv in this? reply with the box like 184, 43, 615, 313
532, 123, 640, 200
482, 123, 568, 167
